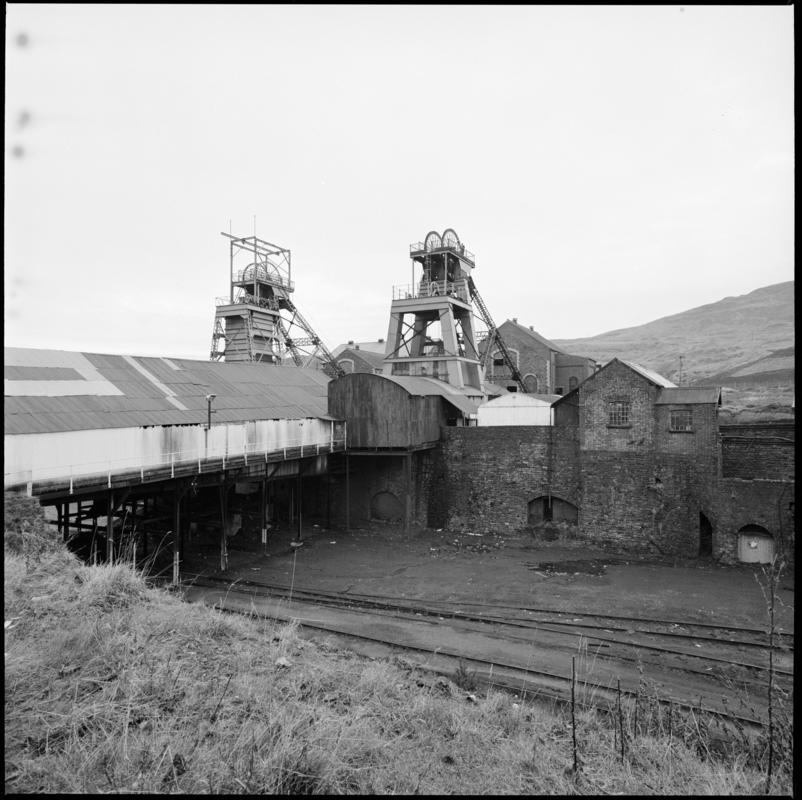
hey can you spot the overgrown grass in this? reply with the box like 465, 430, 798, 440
4, 492, 793, 794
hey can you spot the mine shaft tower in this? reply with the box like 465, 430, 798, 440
382, 228, 525, 393
210, 233, 343, 377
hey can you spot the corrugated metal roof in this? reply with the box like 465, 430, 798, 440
655, 387, 722, 405
381, 375, 480, 415
5, 348, 332, 435
619, 360, 676, 388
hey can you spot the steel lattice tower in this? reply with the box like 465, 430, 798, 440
210, 233, 343, 377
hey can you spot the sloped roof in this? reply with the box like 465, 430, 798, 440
480, 392, 561, 408
655, 387, 722, 405
331, 340, 387, 358
4, 347, 332, 435
499, 320, 565, 354
618, 360, 676, 388
337, 348, 386, 371
380, 375, 480, 416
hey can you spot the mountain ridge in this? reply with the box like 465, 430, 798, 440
552, 281, 794, 387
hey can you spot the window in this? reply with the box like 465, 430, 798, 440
669, 409, 693, 432
568, 376, 579, 391
607, 400, 631, 426
493, 358, 505, 367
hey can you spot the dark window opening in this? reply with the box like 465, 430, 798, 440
608, 400, 631, 426
670, 409, 693, 432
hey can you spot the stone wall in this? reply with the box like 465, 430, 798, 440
439, 426, 580, 534
712, 478, 795, 565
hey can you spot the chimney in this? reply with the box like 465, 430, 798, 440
378, 338, 384, 343
529, 325, 534, 331
347, 340, 354, 345
355, 345, 360, 350
513, 318, 518, 323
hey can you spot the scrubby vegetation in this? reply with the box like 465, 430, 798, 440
4, 493, 793, 794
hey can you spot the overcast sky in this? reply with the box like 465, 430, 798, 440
5, 4, 794, 360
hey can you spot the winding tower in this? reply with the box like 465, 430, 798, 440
382, 229, 485, 395
210, 233, 343, 377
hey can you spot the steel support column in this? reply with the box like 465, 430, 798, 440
106, 490, 114, 563
172, 487, 181, 585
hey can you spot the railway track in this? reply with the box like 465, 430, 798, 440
181, 572, 792, 730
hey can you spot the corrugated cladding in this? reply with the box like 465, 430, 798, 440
655, 387, 722, 405
5, 348, 332, 434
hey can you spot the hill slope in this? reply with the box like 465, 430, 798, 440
552, 282, 794, 386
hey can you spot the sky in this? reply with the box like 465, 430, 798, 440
5, 5, 794, 360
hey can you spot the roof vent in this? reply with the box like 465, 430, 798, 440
347, 340, 354, 345
355, 345, 360, 350
529, 325, 534, 331
513, 318, 518, 323
378, 338, 384, 343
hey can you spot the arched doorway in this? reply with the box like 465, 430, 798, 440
736, 524, 774, 564
370, 491, 403, 522
699, 512, 713, 556
528, 496, 578, 526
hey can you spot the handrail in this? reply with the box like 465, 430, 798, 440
409, 242, 475, 263
5, 435, 348, 490
392, 279, 470, 302
234, 268, 294, 292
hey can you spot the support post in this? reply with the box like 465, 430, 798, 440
345, 453, 351, 532
219, 483, 229, 572
260, 478, 267, 551
404, 452, 412, 534
60, 502, 67, 543
296, 471, 303, 542
172, 487, 181, 585
106, 490, 114, 563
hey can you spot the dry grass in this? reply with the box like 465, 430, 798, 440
4, 492, 794, 794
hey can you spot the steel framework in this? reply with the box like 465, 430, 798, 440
210, 233, 343, 378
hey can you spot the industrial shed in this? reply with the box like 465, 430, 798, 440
477, 392, 561, 426
5, 347, 346, 580
327, 372, 479, 529
5, 347, 340, 492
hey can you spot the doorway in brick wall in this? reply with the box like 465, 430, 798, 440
699, 512, 713, 557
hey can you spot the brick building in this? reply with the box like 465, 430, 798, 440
480, 319, 598, 394
326, 358, 793, 565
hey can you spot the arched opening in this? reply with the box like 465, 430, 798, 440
523, 373, 539, 393
736, 524, 774, 564
699, 512, 713, 557
370, 491, 403, 522
568, 376, 579, 392
528, 496, 578, 526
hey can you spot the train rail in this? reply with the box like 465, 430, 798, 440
180, 572, 792, 731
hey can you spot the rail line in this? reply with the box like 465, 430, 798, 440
182, 572, 793, 676
182, 573, 771, 732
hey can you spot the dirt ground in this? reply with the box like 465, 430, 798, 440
182, 518, 794, 634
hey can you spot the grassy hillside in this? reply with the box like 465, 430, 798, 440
553, 282, 794, 387
4, 494, 792, 794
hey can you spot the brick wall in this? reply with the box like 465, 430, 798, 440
326, 450, 438, 529
487, 325, 554, 393
712, 478, 795, 565
579, 451, 717, 556
439, 426, 580, 533
579, 360, 658, 451
720, 424, 795, 481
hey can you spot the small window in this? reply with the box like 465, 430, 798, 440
608, 400, 631, 426
669, 409, 693, 432
568, 376, 579, 391
555, 387, 563, 395
493, 358, 505, 367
